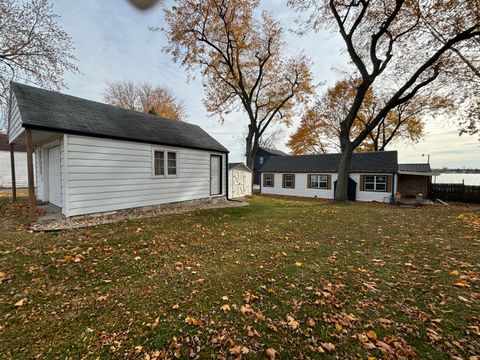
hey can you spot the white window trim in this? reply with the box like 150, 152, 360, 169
310, 174, 328, 189
364, 174, 388, 192
152, 147, 178, 178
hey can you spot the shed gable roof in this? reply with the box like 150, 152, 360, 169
398, 163, 431, 173
260, 151, 398, 173
228, 162, 251, 171
11, 82, 228, 153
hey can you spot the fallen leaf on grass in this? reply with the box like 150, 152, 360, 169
185, 316, 202, 326
0, 272, 6, 279
229, 345, 249, 355
172, 304, 179, 310
294, 261, 302, 267
266, 347, 277, 359
14, 299, 25, 307
454, 280, 470, 288
148, 317, 159, 329
96, 295, 108, 302
307, 318, 316, 327
321, 342, 335, 352
220, 304, 231, 312
287, 315, 300, 330
366, 330, 377, 340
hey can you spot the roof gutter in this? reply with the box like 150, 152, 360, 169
397, 171, 433, 176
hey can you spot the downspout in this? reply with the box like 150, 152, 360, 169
226, 152, 229, 200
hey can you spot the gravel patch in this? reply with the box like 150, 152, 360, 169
31, 197, 248, 232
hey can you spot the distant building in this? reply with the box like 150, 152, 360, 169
259, 151, 433, 202
253, 147, 288, 185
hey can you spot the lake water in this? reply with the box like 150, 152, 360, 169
432, 173, 480, 185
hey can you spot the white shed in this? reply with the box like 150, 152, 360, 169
228, 162, 252, 198
7, 82, 229, 218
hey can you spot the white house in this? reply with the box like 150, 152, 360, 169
7, 82, 229, 217
259, 151, 400, 202
0, 133, 35, 188
228, 162, 252, 198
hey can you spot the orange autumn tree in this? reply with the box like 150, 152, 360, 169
158, 0, 314, 169
288, 0, 479, 200
288, 78, 452, 155
104, 81, 186, 121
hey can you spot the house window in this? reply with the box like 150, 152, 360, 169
311, 174, 328, 189
167, 152, 177, 175
259, 156, 264, 165
264, 173, 274, 187
154, 151, 165, 176
154, 149, 177, 176
364, 175, 387, 192
283, 174, 295, 188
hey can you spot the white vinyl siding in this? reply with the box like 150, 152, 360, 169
0, 151, 35, 188
7, 94, 24, 143
261, 172, 395, 202
64, 135, 226, 217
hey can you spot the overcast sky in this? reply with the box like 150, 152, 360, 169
49, 0, 479, 169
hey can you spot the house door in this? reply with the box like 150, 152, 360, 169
47, 146, 62, 207
210, 155, 222, 195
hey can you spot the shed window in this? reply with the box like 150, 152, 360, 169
154, 149, 177, 176
283, 174, 295, 188
364, 175, 387, 192
167, 152, 177, 175
311, 174, 328, 189
264, 173, 274, 187
154, 151, 165, 176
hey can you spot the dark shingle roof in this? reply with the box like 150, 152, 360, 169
228, 162, 251, 171
260, 147, 288, 156
398, 163, 431, 173
260, 151, 398, 173
0, 133, 26, 151
11, 82, 228, 153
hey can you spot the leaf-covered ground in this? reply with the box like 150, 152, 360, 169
0, 195, 479, 359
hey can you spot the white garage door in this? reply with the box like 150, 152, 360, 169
48, 146, 62, 207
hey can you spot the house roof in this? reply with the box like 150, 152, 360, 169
10, 82, 228, 153
259, 147, 288, 156
0, 133, 26, 152
398, 163, 431, 173
260, 151, 398, 173
398, 163, 432, 176
228, 162, 251, 171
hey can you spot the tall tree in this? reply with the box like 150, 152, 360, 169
0, 0, 77, 129
288, 78, 452, 155
158, 0, 314, 169
289, 0, 479, 200
104, 81, 186, 120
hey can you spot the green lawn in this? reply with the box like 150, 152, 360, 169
0, 195, 478, 359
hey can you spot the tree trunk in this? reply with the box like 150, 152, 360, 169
335, 131, 354, 201
245, 124, 255, 169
